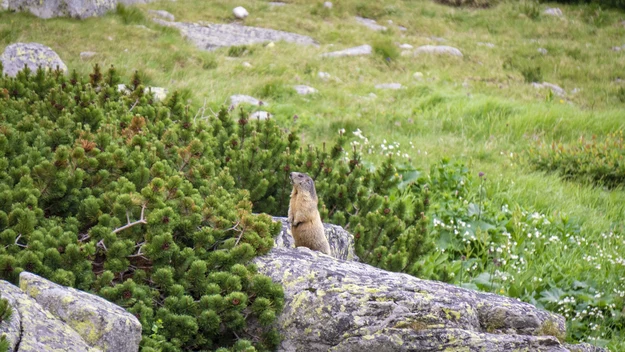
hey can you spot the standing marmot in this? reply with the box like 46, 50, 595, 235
288, 172, 331, 255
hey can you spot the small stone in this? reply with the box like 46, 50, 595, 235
399, 43, 413, 49
249, 111, 271, 120
107, 36, 113, 41
430, 36, 446, 43
233, 6, 248, 19
398, 26, 407, 31
268, 2, 286, 6
537, 47, 548, 55
318, 72, 331, 80
369, 93, 377, 98
477, 42, 495, 48
242, 62, 252, 67
375, 83, 402, 90
230, 94, 266, 107
323, 1, 332, 9
1, 0, 7, 11
532, 82, 566, 97
80, 51, 97, 60
413, 72, 424, 80
148, 9, 174, 21
414, 45, 463, 57
135, 24, 152, 31
543, 7, 563, 17
321, 44, 372, 58
387, 20, 393, 24
147, 87, 168, 101
266, 41, 275, 48
571, 88, 580, 94
294, 85, 318, 95
354, 16, 387, 31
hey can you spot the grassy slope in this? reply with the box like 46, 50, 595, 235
2, 0, 625, 348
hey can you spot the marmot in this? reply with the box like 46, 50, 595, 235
288, 172, 331, 255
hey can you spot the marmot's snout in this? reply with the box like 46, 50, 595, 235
290, 172, 304, 184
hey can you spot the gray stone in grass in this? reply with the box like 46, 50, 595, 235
1, 42, 67, 77
354, 16, 387, 31
543, 7, 563, 17
375, 83, 402, 90
294, 85, 318, 95
148, 9, 174, 21
8, 0, 116, 19
321, 44, 372, 58
230, 94, 267, 107
414, 45, 463, 57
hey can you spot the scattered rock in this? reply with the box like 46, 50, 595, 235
413, 72, 424, 80
367, 92, 377, 99
294, 85, 318, 95
532, 82, 566, 96
249, 111, 271, 120
268, 2, 286, 6
1, 272, 141, 352
8, 0, 116, 19
321, 44, 372, 58
477, 42, 495, 48
242, 61, 252, 67
80, 51, 97, 60
318, 71, 331, 80
414, 45, 463, 57
233, 6, 248, 19
399, 43, 413, 49
397, 25, 407, 31
166, 22, 316, 50
230, 94, 266, 107
135, 24, 152, 31
375, 83, 402, 90
148, 9, 174, 21
117, 84, 168, 101
354, 16, 387, 31
266, 41, 275, 48
252, 218, 603, 352
1, 0, 7, 11
543, 7, 563, 17
571, 88, 581, 94
538, 47, 548, 55
323, 1, 332, 9
0, 42, 67, 77
612, 44, 625, 51
430, 36, 447, 43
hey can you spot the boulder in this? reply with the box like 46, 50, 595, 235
354, 16, 387, 31
375, 83, 402, 90
543, 7, 563, 17
249, 111, 271, 120
164, 22, 316, 50
532, 82, 566, 97
148, 9, 174, 21
249, 219, 603, 352
230, 94, 266, 107
80, 51, 97, 60
20, 272, 142, 352
1, 42, 67, 77
233, 6, 248, 19
321, 44, 372, 58
414, 45, 463, 57
293, 85, 318, 95
7, 0, 116, 19
271, 217, 358, 261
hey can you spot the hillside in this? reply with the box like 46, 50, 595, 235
1, 0, 625, 350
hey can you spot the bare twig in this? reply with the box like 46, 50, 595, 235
193, 98, 208, 123
112, 204, 147, 234
128, 99, 139, 113
97, 239, 107, 251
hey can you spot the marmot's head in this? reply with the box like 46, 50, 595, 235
290, 172, 317, 200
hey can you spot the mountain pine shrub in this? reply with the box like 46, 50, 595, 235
0, 65, 437, 350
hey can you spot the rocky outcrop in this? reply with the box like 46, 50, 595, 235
0, 272, 141, 352
7, 0, 116, 19
0, 42, 67, 77
154, 21, 317, 51
321, 44, 372, 58
251, 219, 603, 352
414, 45, 463, 57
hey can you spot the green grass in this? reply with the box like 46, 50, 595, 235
2, 0, 625, 349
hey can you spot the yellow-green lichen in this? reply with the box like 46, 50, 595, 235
537, 319, 565, 342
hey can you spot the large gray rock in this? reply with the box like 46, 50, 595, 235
161, 22, 316, 50
1, 0, 8, 11
0, 279, 98, 352
272, 217, 358, 261
1, 42, 67, 77
293, 85, 318, 95
230, 94, 266, 107
321, 44, 372, 58
354, 16, 387, 31
532, 82, 566, 97
414, 45, 463, 57
19, 272, 142, 352
7, 0, 116, 19
252, 247, 603, 352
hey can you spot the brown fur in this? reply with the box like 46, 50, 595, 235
288, 172, 331, 255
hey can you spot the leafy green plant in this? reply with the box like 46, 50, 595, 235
227, 45, 253, 58
520, 0, 540, 19
115, 4, 146, 25
527, 132, 625, 188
